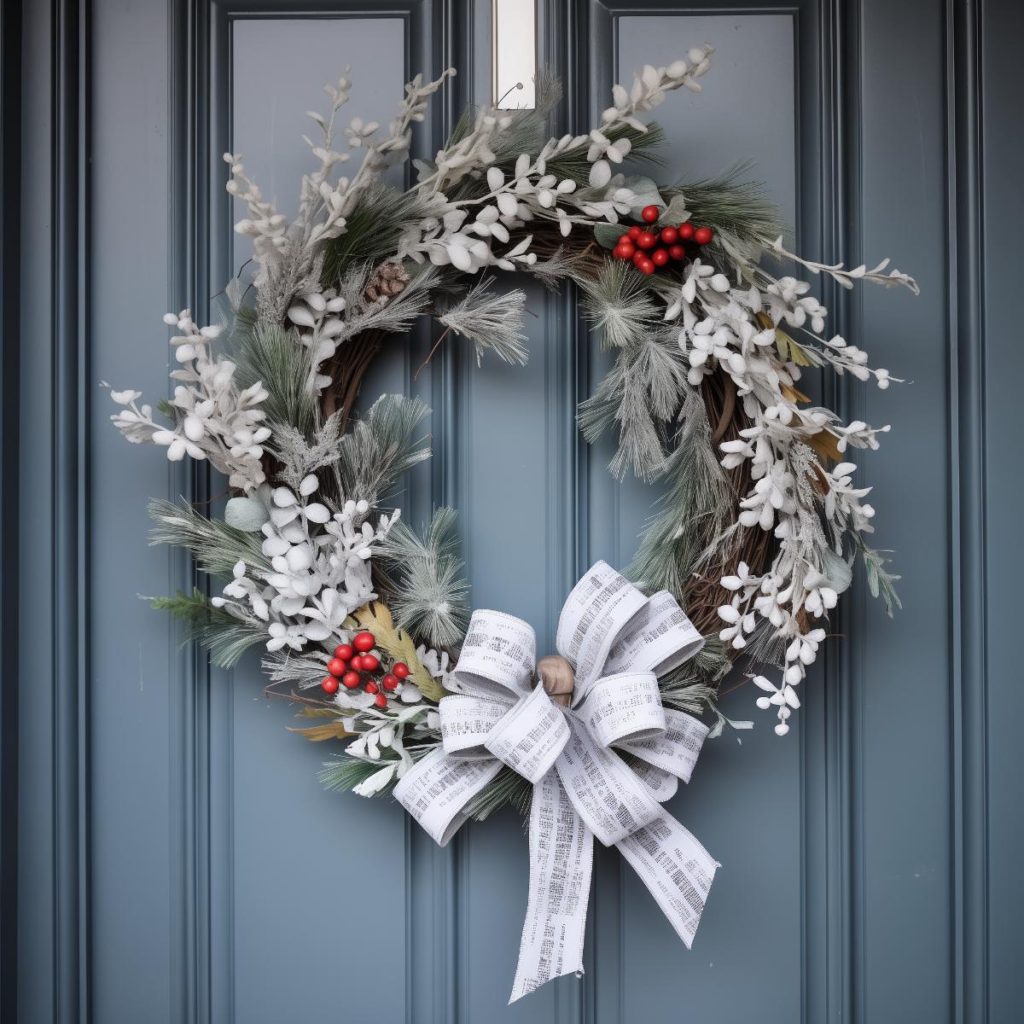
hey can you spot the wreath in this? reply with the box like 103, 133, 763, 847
108, 47, 917, 1000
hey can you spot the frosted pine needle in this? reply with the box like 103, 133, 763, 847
377, 507, 470, 649
580, 261, 660, 349
438, 278, 529, 366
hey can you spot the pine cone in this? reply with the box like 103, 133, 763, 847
363, 262, 409, 305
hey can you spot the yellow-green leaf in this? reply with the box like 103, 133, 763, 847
775, 328, 815, 367
350, 602, 446, 702
287, 721, 352, 742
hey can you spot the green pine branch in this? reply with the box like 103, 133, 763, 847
148, 499, 269, 577
150, 588, 267, 668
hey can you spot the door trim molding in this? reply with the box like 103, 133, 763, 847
947, 1, 989, 1021
0, 0, 21, 1018
14, 0, 94, 1020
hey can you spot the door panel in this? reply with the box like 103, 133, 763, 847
9, 0, 1023, 1022
586, 11, 803, 1023
225, 17, 412, 1024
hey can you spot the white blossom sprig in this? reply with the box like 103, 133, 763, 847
107, 310, 270, 492
590, 48, 713, 186
766, 236, 920, 294
212, 475, 398, 654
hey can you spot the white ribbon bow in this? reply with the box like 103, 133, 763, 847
395, 561, 718, 1002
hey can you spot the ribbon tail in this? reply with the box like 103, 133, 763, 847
509, 771, 593, 1003
616, 810, 719, 949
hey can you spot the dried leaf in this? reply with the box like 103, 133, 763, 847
287, 721, 353, 742
780, 382, 812, 404
350, 601, 446, 701
806, 429, 842, 464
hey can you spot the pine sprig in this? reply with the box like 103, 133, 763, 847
464, 767, 532, 821
630, 389, 737, 598
629, 388, 734, 597
233, 320, 319, 435
319, 756, 398, 794
333, 393, 432, 505
665, 166, 783, 247
656, 636, 731, 714
438, 278, 529, 366
150, 588, 268, 668
578, 328, 690, 482
579, 261, 661, 350
320, 182, 436, 285
148, 499, 269, 577
376, 507, 470, 649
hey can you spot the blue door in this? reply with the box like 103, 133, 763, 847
4, 1, 1021, 1021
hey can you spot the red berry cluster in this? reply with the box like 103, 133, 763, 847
612, 205, 714, 276
320, 630, 411, 708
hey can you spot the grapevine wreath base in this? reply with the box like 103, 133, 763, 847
108, 48, 916, 999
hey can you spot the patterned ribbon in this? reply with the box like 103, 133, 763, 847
395, 561, 718, 1002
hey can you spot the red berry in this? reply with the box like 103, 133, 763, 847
641, 205, 660, 223
359, 654, 380, 673
651, 248, 670, 267
393, 662, 410, 680
639, 259, 656, 275
618, 234, 632, 246
373, 693, 388, 708
382, 673, 399, 691
333, 644, 353, 661
342, 671, 361, 689
613, 243, 635, 261
321, 676, 339, 695
353, 631, 376, 653
364, 680, 379, 695
327, 657, 346, 677
669, 244, 686, 261
660, 226, 679, 245
627, 225, 642, 240
678, 222, 695, 240
636, 231, 657, 250
694, 226, 714, 245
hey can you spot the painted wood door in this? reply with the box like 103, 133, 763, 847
4, 1, 1022, 1022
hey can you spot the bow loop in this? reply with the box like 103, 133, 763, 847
555, 561, 649, 698
602, 589, 706, 677
438, 694, 510, 759
450, 609, 536, 698
582, 671, 664, 749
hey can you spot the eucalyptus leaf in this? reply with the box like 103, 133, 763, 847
659, 194, 691, 225
821, 548, 854, 595
594, 223, 624, 249
622, 175, 666, 216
